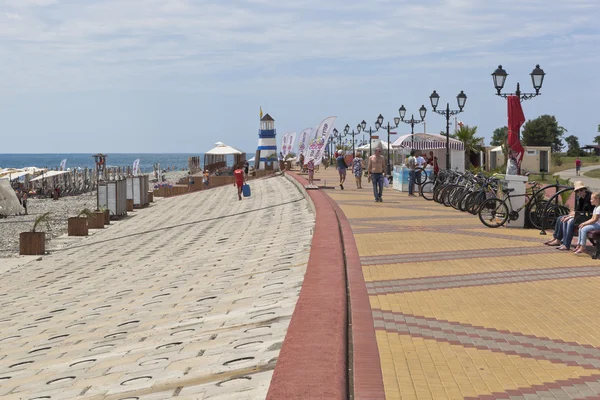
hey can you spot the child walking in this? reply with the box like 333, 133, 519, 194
574, 191, 600, 254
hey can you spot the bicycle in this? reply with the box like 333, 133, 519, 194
478, 183, 568, 228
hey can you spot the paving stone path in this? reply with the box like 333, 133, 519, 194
315, 166, 600, 400
0, 176, 314, 400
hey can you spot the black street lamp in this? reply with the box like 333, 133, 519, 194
376, 114, 401, 176
398, 105, 427, 145
492, 64, 546, 101
429, 90, 467, 170
343, 124, 361, 155
357, 117, 382, 157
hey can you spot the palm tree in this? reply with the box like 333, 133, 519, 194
452, 125, 484, 169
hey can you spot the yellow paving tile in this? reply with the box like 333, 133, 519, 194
379, 276, 600, 347
354, 231, 537, 256
378, 332, 600, 399
310, 167, 600, 398
362, 253, 600, 280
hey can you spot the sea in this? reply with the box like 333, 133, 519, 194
0, 153, 239, 174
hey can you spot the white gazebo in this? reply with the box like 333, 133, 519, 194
203, 142, 246, 172
356, 139, 391, 151
392, 133, 465, 172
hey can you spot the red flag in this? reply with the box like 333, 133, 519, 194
507, 95, 525, 171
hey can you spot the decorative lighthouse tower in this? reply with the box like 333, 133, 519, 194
256, 113, 277, 170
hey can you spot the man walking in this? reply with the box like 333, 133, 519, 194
337, 150, 348, 190
407, 150, 417, 197
575, 157, 582, 176
367, 146, 387, 202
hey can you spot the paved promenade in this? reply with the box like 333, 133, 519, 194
557, 166, 600, 191
0, 176, 314, 399
317, 166, 600, 400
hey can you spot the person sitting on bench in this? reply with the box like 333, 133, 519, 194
545, 181, 592, 250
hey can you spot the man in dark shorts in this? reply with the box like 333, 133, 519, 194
233, 164, 245, 200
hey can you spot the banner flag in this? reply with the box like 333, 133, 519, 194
283, 133, 291, 156
297, 128, 312, 162
59, 159, 67, 171
303, 127, 317, 162
507, 95, 525, 173
287, 132, 296, 157
133, 159, 140, 176
307, 116, 337, 166
260, 107, 263, 119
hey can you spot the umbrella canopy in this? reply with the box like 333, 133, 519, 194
392, 133, 464, 151
205, 142, 244, 155
29, 170, 70, 182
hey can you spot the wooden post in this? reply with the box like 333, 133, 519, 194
126, 199, 134, 211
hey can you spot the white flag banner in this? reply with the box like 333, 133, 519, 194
133, 159, 140, 176
282, 133, 291, 156
287, 132, 296, 157
303, 127, 318, 162
307, 116, 337, 166
297, 128, 312, 162
59, 159, 67, 171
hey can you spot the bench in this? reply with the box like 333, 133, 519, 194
588, 230, 600, 259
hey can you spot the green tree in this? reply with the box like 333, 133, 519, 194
490, 126, 508, 146
565, 135, 583, 157
452, 125, 484, 169
595, 124, 600, 145
521, 115, 566, 152
490, 126, 509, 168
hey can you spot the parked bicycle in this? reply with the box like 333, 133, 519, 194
478, 182, 568, 228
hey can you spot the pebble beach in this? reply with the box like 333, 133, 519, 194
0, 171, 190, 258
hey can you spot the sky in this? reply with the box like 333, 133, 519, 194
0, 0, 599, 154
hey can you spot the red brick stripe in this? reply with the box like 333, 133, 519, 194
324, 192, 386, 400
267, 173, 348, 399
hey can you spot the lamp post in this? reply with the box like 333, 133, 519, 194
343, 124, 361, 155
358, 117, 383, 157
376, 114, 401, 176
491, 64, 546, 101
398, 105, 427, 145
92, 153, 106, 211
429, 90, 467, 170
492, 65, 546, 174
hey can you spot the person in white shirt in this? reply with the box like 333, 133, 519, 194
416, 154, 426, 167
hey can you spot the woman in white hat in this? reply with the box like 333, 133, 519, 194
544, 181, 592, 250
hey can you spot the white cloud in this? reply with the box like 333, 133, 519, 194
0, 0, 598, 93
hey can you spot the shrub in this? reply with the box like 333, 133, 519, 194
552, 154, 563, 166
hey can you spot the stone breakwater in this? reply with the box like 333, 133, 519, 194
0, 175, 315, 399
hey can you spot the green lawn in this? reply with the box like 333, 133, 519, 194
584, 168, 600, 179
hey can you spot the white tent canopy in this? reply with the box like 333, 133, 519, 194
392, 133, 464, 151
205, 141, 244, 155
0, 179, 23, 216
29, 170, 70, 182
356, 139, 391, 151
